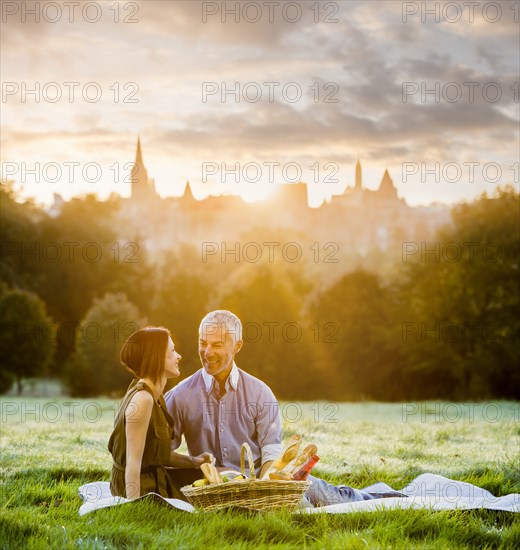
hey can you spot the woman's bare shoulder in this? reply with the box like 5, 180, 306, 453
125, 388, 154, 420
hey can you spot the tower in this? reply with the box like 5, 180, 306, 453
183, 181, 195, 201
377, 169, 398, 200
131, 137, 156, 200
355, 159, 362, 190
178, 180, 198, 210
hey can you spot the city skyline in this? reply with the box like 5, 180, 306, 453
109, 137, 451, 273
87, 136, 412, 207
8, 134, 514, 210
46, 136, 414, 211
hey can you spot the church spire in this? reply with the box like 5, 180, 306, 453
355, 159, 362, 189
183, 180, 196, 202
135, 136, 144, 165
130, 136, 156, 200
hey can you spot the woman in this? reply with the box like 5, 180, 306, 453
108, 327, 212, 499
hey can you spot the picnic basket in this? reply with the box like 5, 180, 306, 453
181, 442, 310, 512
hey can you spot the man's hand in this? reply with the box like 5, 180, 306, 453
191, 452, 215, 468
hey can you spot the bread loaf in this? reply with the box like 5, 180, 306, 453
290, 444, 318, 474
200, 462, 222, 484
271, 434, 302, 471
269, 471, 293, 481
261, 434, 302, 479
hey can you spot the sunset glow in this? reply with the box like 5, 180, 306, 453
1, 1, 518, 207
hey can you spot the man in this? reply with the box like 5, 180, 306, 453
165, 310, 281, 487
165, 310, 404, 505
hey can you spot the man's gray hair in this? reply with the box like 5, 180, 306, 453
199, 310, 243, 343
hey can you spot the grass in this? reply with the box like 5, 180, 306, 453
1, 398, 519, 549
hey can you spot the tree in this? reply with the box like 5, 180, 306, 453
0, 181, 42, 290
310, 270, 403, 400
152, 246, 211, 385
219, 263, 329, 399
398, 186, 520, 399
0, 288, 56, 394
69, 292, 146, 397
34, 195, 126, 373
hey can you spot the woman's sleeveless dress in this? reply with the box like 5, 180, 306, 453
108, 380, 183, 499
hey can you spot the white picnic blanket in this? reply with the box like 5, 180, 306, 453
78, 474, 519, 516
78, 483, 195, 515
299, 474, 520, 514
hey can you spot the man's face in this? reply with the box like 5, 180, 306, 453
198, 324, 242, 380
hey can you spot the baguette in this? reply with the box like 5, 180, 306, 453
290, 444, 318, 474
200, 462, 222, 484
261, 434, 302, 479
269, 471, 293, 481
271, 434, 302, 471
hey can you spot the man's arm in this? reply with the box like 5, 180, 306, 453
255, 386, 283, 477
259, 460, 274, 479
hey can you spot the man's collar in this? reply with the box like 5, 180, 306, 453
201, 362, 239, 393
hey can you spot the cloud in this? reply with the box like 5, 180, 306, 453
136, 0, 332, 46
1, 0, 517, 206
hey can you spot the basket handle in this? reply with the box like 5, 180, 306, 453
240, 442, 256, 480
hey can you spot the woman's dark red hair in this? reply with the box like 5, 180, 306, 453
120, 327, 171, 384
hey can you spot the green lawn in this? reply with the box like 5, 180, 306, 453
1, 399, 519, 549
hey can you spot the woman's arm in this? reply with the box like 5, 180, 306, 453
169, 451, 214, 468
124, 390, 154, 499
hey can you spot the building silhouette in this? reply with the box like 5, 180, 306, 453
39, 138, 450, 274
44, 137, 450, 277
122, 138, 451, 261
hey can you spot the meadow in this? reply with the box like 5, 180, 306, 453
1, 398, 519, 549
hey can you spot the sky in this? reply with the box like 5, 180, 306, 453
1, 0, 519, 207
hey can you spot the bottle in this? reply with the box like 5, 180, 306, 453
292, 455, 320, 481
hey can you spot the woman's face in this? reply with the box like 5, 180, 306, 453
164, 336, 181, 378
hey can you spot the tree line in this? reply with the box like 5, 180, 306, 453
1, 182, 518, 400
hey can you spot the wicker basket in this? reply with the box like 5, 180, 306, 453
181, 443, 310, 512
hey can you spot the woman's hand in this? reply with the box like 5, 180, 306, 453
191, 452, 215, 468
